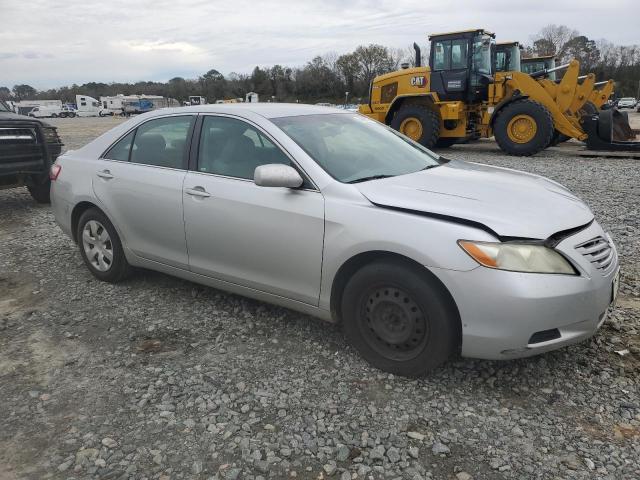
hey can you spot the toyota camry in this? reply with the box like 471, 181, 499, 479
51, 104, 619, 376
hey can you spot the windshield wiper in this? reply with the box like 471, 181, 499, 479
420, 164, 439, 171
347, 174, 393, 184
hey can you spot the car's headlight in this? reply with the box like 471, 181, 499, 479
458, 240, 576, 274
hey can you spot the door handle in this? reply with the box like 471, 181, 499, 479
96, 170, 114, 180
185, 186, 211, 198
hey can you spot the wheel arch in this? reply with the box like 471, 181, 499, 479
70, 201, 113, 243
329, 250, 462, 344
385, 94, 439, 125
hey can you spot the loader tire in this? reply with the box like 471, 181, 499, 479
494, 100, 554, 156
549, 130, 570, 146
391, 105, 440, 149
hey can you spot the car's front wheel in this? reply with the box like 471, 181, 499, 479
341, 259, 458, 377
77, 208, 131, 283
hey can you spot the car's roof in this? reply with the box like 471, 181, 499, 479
143, 103, 351, 120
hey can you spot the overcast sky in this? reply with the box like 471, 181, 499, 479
1, 0, 638, 89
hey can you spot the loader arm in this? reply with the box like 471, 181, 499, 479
590, 80, 615, 109
555, 60, 580, 113
569, 73, 595, 116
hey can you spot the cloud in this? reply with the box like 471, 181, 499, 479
1, 0, 638, 89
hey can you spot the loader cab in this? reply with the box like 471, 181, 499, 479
522, 55, 557, 81
428, 29, 495, 103
495, 41, 522, 72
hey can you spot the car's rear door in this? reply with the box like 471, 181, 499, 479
92, 114, 195, 269
182, 114, 324, 305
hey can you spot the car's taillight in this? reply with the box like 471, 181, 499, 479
50, 164, 62, 180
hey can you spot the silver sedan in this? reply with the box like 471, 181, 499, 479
50, 104, 619, 376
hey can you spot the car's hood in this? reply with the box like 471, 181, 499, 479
355, 160, 593, 239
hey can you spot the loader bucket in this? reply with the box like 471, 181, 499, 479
583, 108, 640, 151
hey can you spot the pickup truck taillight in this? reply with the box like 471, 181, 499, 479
50, 164, 62, 180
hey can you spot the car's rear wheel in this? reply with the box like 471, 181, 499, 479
341, 260, 458, 377
77, 208, 131, 283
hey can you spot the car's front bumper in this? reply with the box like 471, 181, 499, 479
432, 221, 619, 360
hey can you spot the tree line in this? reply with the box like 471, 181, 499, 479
1, 24, 639, 105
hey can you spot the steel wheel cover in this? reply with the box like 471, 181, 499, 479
359, 285, 429, 361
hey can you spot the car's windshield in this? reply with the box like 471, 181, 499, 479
0, 101, 10, 112
272, 113, 441, 183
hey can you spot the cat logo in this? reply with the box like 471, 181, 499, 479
410, 76, 427, 87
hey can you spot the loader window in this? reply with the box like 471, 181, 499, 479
433, 39, 468, 71
433, 41, 451, 70
451, 39, 468, 69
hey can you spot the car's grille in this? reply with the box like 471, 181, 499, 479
0, 127, 37, 143
575, 236, 615, 273
0, 127, 45, 173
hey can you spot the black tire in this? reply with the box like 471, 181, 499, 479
390, 104, 440, 149
77, 208, 131, 283
549, 130, 570, 147
59, 112, 68, 118
99, 111, 105, 117
51, 113, 58, 118
341, 259, 458, 377
434, 137, 457, 148
68, 112, 76, 118
27, 180, 51, 204
494, 100, 554, 156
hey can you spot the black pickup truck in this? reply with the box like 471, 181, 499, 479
0, 100, 63, 203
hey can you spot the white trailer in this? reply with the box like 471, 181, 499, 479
245, 92, 259, 103
15, 99, 62, 116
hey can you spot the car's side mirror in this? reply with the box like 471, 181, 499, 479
254, 164, 303, 188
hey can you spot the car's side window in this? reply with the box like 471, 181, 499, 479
129, 116, 193, 169
198, 116, 293, 180
104, 130, 135, 161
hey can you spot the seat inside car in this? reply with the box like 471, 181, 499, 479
133, 133, 168, 166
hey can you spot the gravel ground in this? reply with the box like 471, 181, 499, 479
1, 115, 639, 480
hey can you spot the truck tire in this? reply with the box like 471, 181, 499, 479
390, 105, 440, 149
341, 259, 458, 377
68, 112, 76, 118
494, 100, 554, 156
27, 179, 51, 204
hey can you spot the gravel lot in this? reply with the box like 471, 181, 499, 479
1, 114, 639, 480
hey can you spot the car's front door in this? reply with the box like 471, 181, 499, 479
92, 115, 195, 269
182, 115, 324, 305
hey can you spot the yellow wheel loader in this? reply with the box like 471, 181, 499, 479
359, 29, 639, 155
